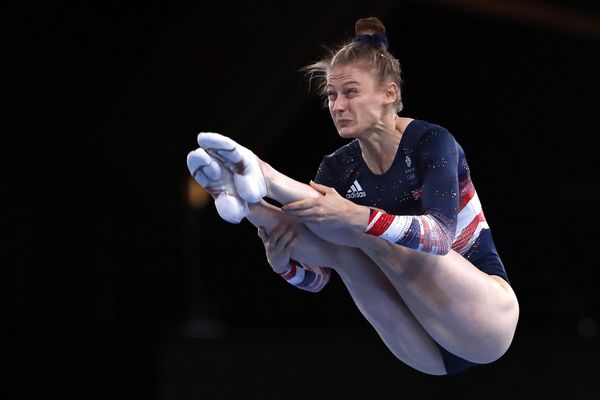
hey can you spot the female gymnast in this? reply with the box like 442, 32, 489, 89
186, 17, 519, 375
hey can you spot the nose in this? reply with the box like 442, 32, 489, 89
331, 96, 347, 114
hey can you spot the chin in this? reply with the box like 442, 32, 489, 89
337, 126, 359, 139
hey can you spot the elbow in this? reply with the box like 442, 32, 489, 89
440, 233, 454, 256
429, 232, 454, 256
437, 247, 451, 256
425, 214, 455, 256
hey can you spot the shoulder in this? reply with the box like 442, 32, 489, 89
405, 120, 459, 157
319, 139, 361, 169
411, 119, 456, 144
315, 140, 361, 186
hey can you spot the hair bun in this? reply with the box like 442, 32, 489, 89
355, 17, 386, 36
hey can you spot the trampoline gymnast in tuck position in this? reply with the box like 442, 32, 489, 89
186, 17, 519, 375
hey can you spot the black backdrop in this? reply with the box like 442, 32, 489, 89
9, 1, 600, 399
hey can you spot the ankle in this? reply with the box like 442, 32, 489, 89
258, 159, 275, 196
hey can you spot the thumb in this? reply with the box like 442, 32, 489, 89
309, 180, 329, 194
257, 226, 268, 241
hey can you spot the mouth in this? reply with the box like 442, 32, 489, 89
336, 119, 352, 127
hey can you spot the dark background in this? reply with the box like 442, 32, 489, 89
8, 1, 600, 399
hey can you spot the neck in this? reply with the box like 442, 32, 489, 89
358, 115, 412, 175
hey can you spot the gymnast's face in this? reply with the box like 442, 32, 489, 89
326, 63, 393, 139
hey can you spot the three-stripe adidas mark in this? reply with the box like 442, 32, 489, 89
346, 180, 366, 199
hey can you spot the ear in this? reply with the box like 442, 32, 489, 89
383, 82, 398, 105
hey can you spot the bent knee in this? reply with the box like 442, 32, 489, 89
466, 321, 519, 364
451, 317, 518, 364
468, 292, 520, 364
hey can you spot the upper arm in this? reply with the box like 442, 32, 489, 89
417, 129, 460, 234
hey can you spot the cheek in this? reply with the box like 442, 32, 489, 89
354, 100, 375, 119
365, 99, 384, 117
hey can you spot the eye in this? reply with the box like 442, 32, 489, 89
344, 88, 359, 96
326, 91, 337, 100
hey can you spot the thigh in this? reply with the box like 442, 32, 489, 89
358, 235, 519, 364
334, 249, 447, 375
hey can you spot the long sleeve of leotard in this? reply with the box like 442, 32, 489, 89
365, 130, 459, 255
277, 259, 331, 292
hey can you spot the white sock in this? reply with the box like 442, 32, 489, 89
197, 132, 267, 204
186, 147, 248, 224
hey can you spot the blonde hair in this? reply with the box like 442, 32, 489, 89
302, 17, 403, 112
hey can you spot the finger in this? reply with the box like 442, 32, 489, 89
279, 228, 297, 248
290, 212, 322, 225
311, 180, 340, 197
282, 207, 318, 219
257, 226, 268, 241
309, 180, 329, 194
262, 225, 281, 249
282, 199, 316, 212
299, 217, 321, 225
269, 224, 290, 247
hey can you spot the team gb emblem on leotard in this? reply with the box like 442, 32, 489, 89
405, 155, 412, 168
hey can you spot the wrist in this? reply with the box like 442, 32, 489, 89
274, 260, 293, 275
349, 204, 371, 232
276, 260, 297, 280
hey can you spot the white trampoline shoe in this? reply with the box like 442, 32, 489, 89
186, 147, 249, 224
197, 132, 267, 204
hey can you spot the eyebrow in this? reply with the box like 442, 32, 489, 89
325, 81, 361, 89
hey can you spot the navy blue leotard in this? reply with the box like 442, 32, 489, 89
314, 118, 508, 282
278, 119, 509, 374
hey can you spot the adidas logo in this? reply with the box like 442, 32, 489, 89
346, 180, 367, 199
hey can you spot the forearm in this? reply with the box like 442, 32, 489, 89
248, 201, 348, 294
277, 260, 331, 292
363, 209, 454, 255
